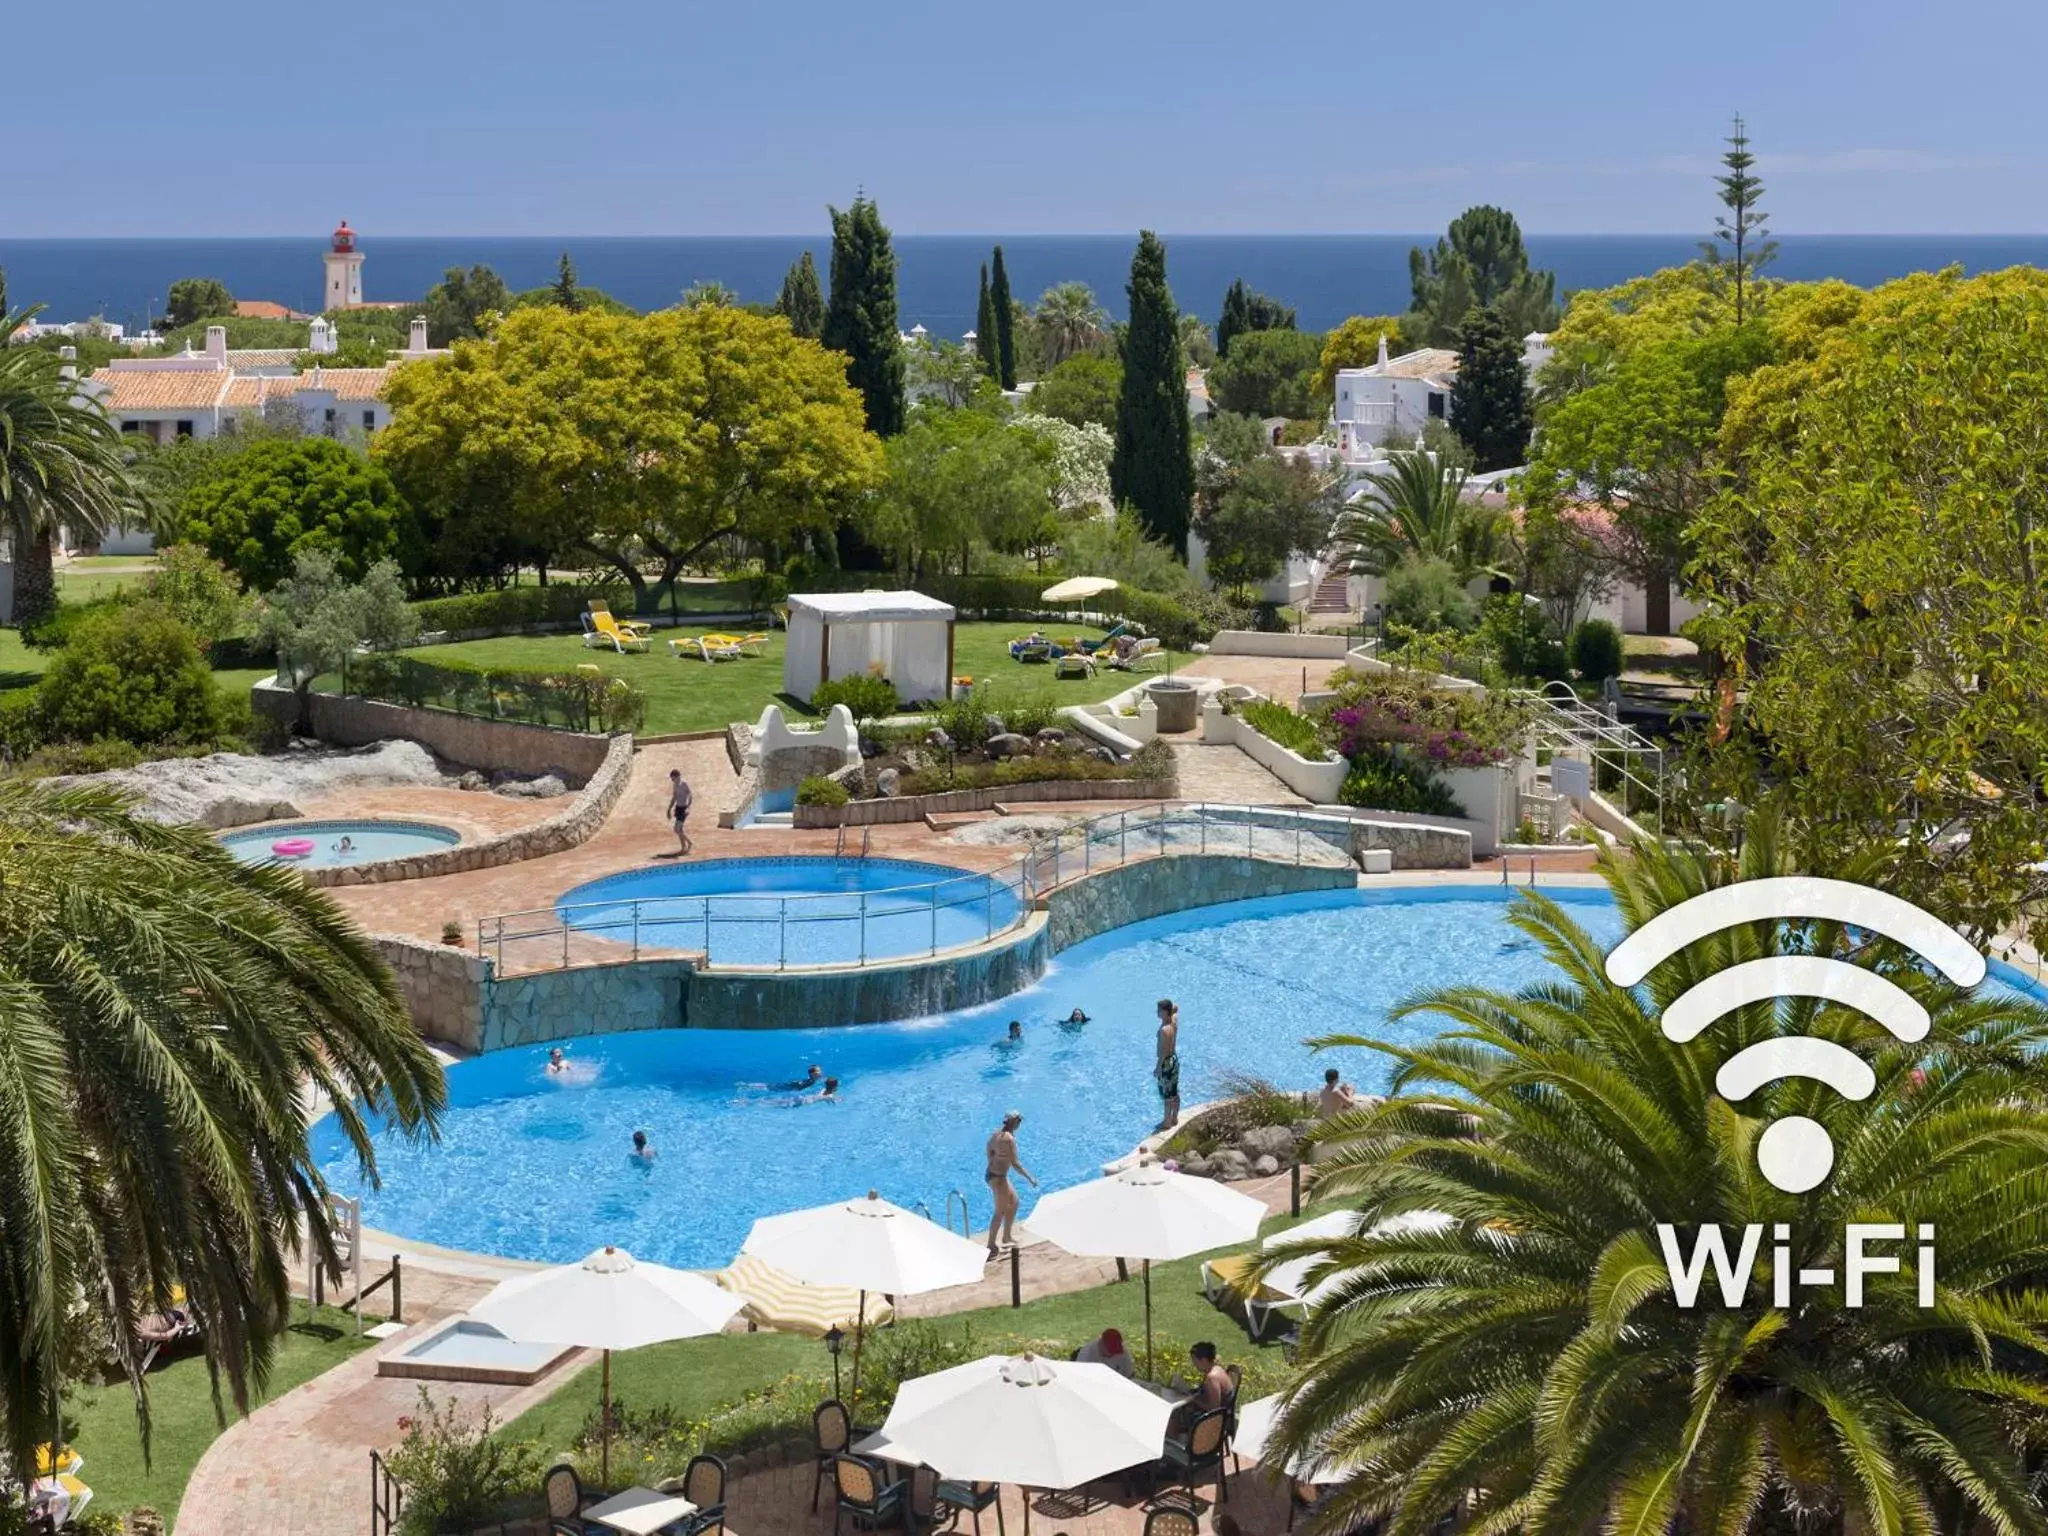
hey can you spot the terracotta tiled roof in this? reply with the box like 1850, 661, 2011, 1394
87, 368, 229, 412
233, 300, 304, 320
224, 349, 301, 370
308, 366, 394, 400
220, 375, 302, 409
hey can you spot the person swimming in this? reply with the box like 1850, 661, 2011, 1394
1063, 1008, 1090, 1025
786, 1077, 840, 1106
333, 835, 355, 856
630, 1130, 655, 1163
1006, 1020, 1024, 1041
547, 1048, 568, 1074
775, 1064, 824, 1091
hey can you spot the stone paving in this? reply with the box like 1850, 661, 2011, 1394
1165, 743, 1306, 808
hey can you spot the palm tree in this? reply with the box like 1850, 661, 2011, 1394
1030, 283, 1108, 370
1327, 449, 1500, 581
1268, 822, 2048, 1536
0, 307, 145, 627
0, 778, 444, 1472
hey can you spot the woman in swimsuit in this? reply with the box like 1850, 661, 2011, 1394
983, 1111, 1036, 1261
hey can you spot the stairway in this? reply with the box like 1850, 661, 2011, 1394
1308, 571, 1351, 613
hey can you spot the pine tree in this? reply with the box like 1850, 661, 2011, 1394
1702, 113, 1777, 325
552, 251, 582, 312
974, 264, 998, 376
1111, 231, 1194, 559
1448, 306, 1534, 472
989, 246, 1016, 389
1216, 278, 1295, 358
775, 252, 825, 339
822, 196, 906, 436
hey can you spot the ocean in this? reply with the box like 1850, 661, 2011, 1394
5, 233, 2047, 339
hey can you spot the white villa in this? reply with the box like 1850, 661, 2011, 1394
1329, 332, 1553, 465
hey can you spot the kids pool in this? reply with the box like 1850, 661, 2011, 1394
314, 886, 1633, 1268
220, 818, 460, 868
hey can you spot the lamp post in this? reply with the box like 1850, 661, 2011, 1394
824, 1324, 845, 1401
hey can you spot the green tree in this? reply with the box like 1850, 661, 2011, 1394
38, 600, 231, 746
775, 252, 825, 339
0, 266, 7, 316
974, 264, 998, 376
1313, 315, 1412, 398
1278, 826, 2048, 1536
0, 774, 443, 1477
180, 436, 408, 590
822, 196, 907, 436
867, 409, 1054, 577
989, 245, 1017, 389
679, 280, 739, 309
1111, 232, 1194, 559
376, 305, 884, 606
552, 251, 582, 312
142, 543, 249, 650
259, 550, 416, 729
1331, 450, 1500, 580
906, 339, 988, 409
162, 278, 236, 329
0, 313, 145, 628
1447, 306, 1533, 471
1194, 451, 1338, 598
1177, 313, 1216, 370
422, 265, 511, 345
1406, 205, 1559, 346
1702, 113, 1777, 326
1205, 327, 1324, 419
1690, 267, 2048, 951
1029, 282, 1108, 370
1026, 355, 1121, 431
1215, 278, 1295, 358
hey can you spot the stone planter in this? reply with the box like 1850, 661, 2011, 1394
1146, 679, 1200, 734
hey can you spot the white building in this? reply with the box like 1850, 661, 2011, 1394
1329, 332, 1552, 464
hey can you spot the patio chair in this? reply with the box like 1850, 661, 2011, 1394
933, 1472, 1001, 1536
1010, 639, 1052, 663
1223, 1363, 1244, 1471
702, 632, 767, 657
812, 1399, 855, 1511
1141, 1495, 1202, 1536
1158, 1407, 1229, 1504
669, 1454, 726, 1535
1285, 1478, 1320, 1531
543, 1462, 594, 1535
833, 1453, 909, 1536
1075, 621, 1132, 654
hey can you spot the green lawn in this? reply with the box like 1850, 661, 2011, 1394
63, 1302, 376, 1529
0, 628, 45, 692
503, 1205, 1314, 1456
392, 622, 1190, 737
55, 566, 157, 605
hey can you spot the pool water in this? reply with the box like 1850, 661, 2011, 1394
315, 887, 1631, 1268
555, 856, 1024, 966
221, 818, 460, 868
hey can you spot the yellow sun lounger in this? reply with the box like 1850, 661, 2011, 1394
587, 600, 653, 638
669, 635, 741, 662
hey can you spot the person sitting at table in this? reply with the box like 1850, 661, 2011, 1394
1074, 1327, 1135, 1377
1167, 1341, 1235, 1432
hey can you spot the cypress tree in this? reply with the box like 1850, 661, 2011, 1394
1111, 231, 1194, 560
776, 251, 825, 339
1448, 306, 1534, 472
989, 245, 1016, 389
975, 264, 998, 376
552, 251, 582, 312
821, 197, 906, 436
1217, 279, 1251, 357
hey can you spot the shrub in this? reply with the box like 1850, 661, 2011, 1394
18, 595, 128, 652
144, 544, 249, 649
796, 775, 850, 807
38, 601, 231, 747
1381, 555, 1478, 632
1568, 617, 1624, 683
1320, 671, 1527, 767
180, 436, 408, 590
22, 739, 149, 777
0, 690, 45, 763
1480, 594, 1567, 683
1380, 624, 1504, 687
811, 673, 900, 724
1339, 752, 1466, 817
345, 653, 647, 734
1238, 698, 1332, 761
410, 583, 634, 637
384, 1388, 542, 1536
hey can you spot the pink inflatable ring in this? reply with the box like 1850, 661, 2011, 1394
272, 838, 317, 858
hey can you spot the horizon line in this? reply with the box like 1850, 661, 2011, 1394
9, 229, 2048, 243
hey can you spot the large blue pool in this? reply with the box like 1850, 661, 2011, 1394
555, 856, 1024, 967
315, 887, 1636, 1268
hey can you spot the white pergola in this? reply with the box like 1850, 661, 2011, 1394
783, 590, 958, 705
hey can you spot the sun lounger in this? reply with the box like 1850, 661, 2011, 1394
670, 636, 742, 662
1055, 652, 1096, 679
703, 632, 767, 657
1106, 637, 1164, 672
1010, 638, 1053, 662
1076, 622, 1135, 654
138, 1303, 202, 1371
587, 600, 653, 638
1204, 1210, 1453, 1339
587, 612, 650, 653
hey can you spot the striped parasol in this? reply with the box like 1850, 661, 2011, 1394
713, 1255, 894, 1337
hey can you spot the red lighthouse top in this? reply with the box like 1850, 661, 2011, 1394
331, 221, 356, 253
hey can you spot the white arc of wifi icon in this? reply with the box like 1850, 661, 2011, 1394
1605, 877, 1986, 1194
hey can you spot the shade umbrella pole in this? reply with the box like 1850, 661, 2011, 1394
1143, 1259, 1153, 1381
849, 1288, 868, 1410
601, 1347, 612, 1488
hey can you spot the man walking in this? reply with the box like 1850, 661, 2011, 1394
1154, 998, 1181, 1132
667, 768, 694, 856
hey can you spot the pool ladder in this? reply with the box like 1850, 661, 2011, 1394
913, 1191, 974, 1237
834, 826, 874, 859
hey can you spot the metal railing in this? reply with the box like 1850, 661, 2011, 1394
475, 801, 1355, 975
369, 1450, 404, 1536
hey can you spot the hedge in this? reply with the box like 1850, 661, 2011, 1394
342, 653, 646, 734
1238, 698, 1333, 761
409, 576, 780, 638
786, 572, 1251, 651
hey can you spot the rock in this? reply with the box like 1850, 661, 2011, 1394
457, 770, 488, 791
1034, 726, 1067, 746
495, 773, 567, 800
1239, 1124, 1297, 1160
201, 796, 302, 830
982, 714, 1006, 739
1252, 1154, 1281, 1177
877, 768, 901, 798
49, 739, 451, 827
986, 733, 1033, 759
1209, 1148, 1252, 1181
1180, 1155, 1213, 1179
828, 763, 866, 791
859, 734, 883, 760
926, 728, 955, 753
1092, 746, 1116, 764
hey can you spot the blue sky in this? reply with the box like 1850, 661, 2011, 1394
12, 0, 2048, 236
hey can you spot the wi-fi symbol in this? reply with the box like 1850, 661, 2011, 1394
1604, 877, 1985, 1193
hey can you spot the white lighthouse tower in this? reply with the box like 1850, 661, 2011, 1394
323, 220, 364, 309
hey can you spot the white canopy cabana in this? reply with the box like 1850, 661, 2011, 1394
783, 590, 958, 706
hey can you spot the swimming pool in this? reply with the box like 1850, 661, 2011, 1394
220, 818, 460, 868
554, 856, 1025, 967
314, 886, 1634, 1268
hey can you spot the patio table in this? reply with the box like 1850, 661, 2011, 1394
584, 1486, 699, 1536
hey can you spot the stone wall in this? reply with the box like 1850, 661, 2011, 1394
760, 742, 855, 796
311, 733, 636, 887
481, 959, 698, 1051
375, 934, 490, 1053
1346, 818, 1473, 869
1044, 853, 1359, 952
252, 681, 612, 782
792, 777, 1175, 828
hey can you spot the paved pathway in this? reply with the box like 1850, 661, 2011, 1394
1166, 743, 1305, 807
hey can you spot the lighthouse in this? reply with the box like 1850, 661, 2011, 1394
323, 220, 365, 310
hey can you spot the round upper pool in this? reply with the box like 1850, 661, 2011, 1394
556, 856, 1024, 967
220, 818, 460, 869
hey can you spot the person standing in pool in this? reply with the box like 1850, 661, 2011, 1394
983, 1111, 1036, 1261
1154, 998, 1181, 1132
667, 769, 694, 856
630, 1130, 656, 1163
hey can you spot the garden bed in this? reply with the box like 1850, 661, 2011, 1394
792, 775, 1176, 827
